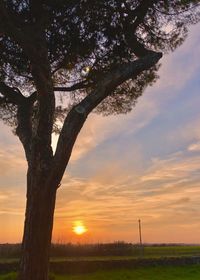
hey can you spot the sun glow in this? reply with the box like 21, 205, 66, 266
73, 221, 87, 235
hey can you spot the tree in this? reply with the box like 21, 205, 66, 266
0, 0, 199, 279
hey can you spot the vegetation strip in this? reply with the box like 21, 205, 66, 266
1, 256, 200, 274
2, 265, 200, 280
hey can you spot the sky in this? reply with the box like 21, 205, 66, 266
0, 24, 200, 244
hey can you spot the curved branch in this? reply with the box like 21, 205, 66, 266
117, 0, 159, 58
0, 82, 33, 162
155, 3, 200, 16
49, 51, 162, 188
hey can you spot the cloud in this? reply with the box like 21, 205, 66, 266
154, 24, 200, 94
141, 153, 200, 182
0, 147, 26, 175
188, 141, 200, 152
54, 24, 200, 165
54, 133, 200, 242
0, 123, 26, 219
1, 24, 200, 243
53, 97, 159, 163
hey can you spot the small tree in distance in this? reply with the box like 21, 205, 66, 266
0, 1, 199, 279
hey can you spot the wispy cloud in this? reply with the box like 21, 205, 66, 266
141, 153, 200, 182
1, 24, 200, 243
188, 141, 200, 152
59, 24, 200, 164
54, 129, 200, 242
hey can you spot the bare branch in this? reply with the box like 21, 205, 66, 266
155, 3, 200, 16
54, 80, 91, 92
28, 80, 90, 102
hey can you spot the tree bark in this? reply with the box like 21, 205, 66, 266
19, 168, 57, 280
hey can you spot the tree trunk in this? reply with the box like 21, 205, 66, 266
19, 169, 57, 280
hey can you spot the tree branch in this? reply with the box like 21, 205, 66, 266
0, 82, 24, 104
117, 0, 159, 58
0, 1, 26, 43
54, 80, 91, 92
0, 1, 48, 64
49, 51, 162, 188
16, 101, 33, 163
126, 34, 156, 57
0, 3, 56, 164
28, 80, 90, 102
131, 0, 158, 31
0, 96, 6, 105
0, 82, 33, 162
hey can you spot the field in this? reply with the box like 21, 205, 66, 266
1, 265, 200, 280
1, 244, 200, 262
136, 245, 200, 258
54, 265, 200, 280
1, 244, 200, 279
51, 245, 200, 259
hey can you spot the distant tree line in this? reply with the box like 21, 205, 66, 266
0, 242, 195, 259
0, 242, 134, 258
51, 242, 134, 257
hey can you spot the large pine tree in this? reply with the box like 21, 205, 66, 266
0, 1, 199, 279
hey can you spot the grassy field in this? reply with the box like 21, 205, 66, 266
1, 245, 200, 279
1, 245, 200, 264
1, 265, 200, 280
51, 245, 200, 261
143, 245, 200, 257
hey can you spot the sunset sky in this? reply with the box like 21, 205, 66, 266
0, 23, 200, 244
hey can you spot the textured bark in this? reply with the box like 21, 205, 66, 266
19, 168, 57, 280
16, 29, 56, 279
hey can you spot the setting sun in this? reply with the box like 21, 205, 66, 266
73, 221, 87, 235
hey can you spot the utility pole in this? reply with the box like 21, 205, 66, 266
138, 219, 143, 257
138, 219, 142, 245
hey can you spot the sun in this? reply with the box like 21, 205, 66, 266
73, 221, 87, 235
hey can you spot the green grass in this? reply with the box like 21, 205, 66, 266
1, 265, 200, 280
52, 265, 200, 280
0, 272, 17, 280
143, 245, 200, 257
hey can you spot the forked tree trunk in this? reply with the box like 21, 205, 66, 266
19, 169, 57, 280
16, 45, 162, 280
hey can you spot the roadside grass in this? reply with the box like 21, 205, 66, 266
1, 265, 200, 280
55, 265, 200, 280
